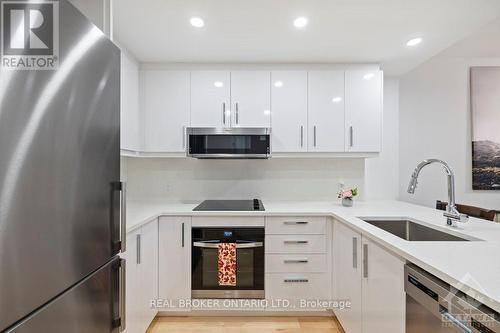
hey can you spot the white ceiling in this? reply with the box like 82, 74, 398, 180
113, 0, 500, 75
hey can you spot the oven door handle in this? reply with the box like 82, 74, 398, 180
193, 241, 263, 249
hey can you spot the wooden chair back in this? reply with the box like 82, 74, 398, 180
436, 200, 497, 222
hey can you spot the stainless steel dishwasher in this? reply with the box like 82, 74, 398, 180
405, 264, 499, 333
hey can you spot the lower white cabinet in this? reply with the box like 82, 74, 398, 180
333, 221, 362, 333
333, 220, 404, 333
124, 219, 158, 333
361, 237, 405, 333
265, 216, 332, 311
158, 216, 191, 311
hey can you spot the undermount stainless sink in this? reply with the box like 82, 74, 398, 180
360, 218, 473, 241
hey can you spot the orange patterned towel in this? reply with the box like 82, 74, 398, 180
218, 243, 237, 286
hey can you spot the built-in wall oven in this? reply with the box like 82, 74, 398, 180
192, 227, 265, 299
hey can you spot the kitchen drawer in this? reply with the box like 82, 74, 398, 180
192, 216, 264, 227
266, 216, 326, 235
266, 273, 330, 300
266, 254, 327, 273
265, 235, 326, 254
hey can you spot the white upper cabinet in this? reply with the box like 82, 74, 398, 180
141, 70, 190, 152
230, 71, 271, 127
120, 50, 141, 151
345, 70, 383, 152
307, 71, 345, 152
271, 71, 307, 152
190, 71, 231, 128
129, 66, 383, 156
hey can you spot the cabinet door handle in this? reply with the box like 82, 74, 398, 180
222, 103, 226, 125
181, 222, 185, 247
235, 102, 239, 125
352, 237, 358, 269
350, 126, 354, 147
300, 125, 304, 148
182, 126, 186, 149
313, 126, 317, 147
284, 240, 309, 244
136, 234, 141, 264
284, 278, 309, 283
283, 221, 308, 225
363, 243, 368, 278
284, 259, 309, 263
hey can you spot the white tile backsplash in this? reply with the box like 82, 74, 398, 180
124, 157, 365, 202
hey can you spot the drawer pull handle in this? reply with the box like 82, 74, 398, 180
284, 279, 309, 283
284, 240, 309, 244
283, 221, 309, 225
284, 259, 309, 263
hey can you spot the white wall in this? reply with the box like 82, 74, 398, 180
399, 19, 500, 210
365, 78, 399, 200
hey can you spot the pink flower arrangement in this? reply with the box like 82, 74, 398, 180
338, 187, 358, 199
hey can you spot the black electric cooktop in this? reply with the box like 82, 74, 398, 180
193, 199, 265, 211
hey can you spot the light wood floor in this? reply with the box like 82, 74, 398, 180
146, 316, 345, 333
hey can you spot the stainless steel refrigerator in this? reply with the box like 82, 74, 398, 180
0, 1, 125, 332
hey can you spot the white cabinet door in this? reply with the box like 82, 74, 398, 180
158, 217, 191, 311
308, 71, 345, 152
361, 238, 405, 333
120, 51, 141, 151
142, 70, 190, 152
123, 231, 140, 333
191, 71, 231, 127
345, 70, 382, 152
333, 221, 362, 333
270, 71, 307, 152
138, 220, 158, 330
230, 71, 271, 127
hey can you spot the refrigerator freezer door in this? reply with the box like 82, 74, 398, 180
5, 258, 124, 333
0, 0, 121, 330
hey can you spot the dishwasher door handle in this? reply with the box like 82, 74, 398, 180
440, 307, 472, 333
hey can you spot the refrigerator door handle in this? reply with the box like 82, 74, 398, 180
120, 182, 127, 252
112, 182, 127, 253
119, 259, 126, 332
112, 258, 126, 331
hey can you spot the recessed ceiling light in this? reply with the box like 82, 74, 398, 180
213, 81, 224, 88
331, 97, 342, 103
293, 17, 308, 28
363, 73, 375, 80
190, 17, 205, 28
274, 81, 284, 87
406, 37, 423, 47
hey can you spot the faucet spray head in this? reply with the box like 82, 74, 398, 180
407, 176, 418, 194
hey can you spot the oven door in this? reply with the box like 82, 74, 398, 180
186, 128, 271, 159
191, 228, 265, 299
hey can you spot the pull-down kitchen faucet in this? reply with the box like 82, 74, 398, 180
407, 159, 469, 227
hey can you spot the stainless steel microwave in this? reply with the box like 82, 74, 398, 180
186, 127, 271, 159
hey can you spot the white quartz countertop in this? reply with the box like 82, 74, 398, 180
127, 199, 500, 313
